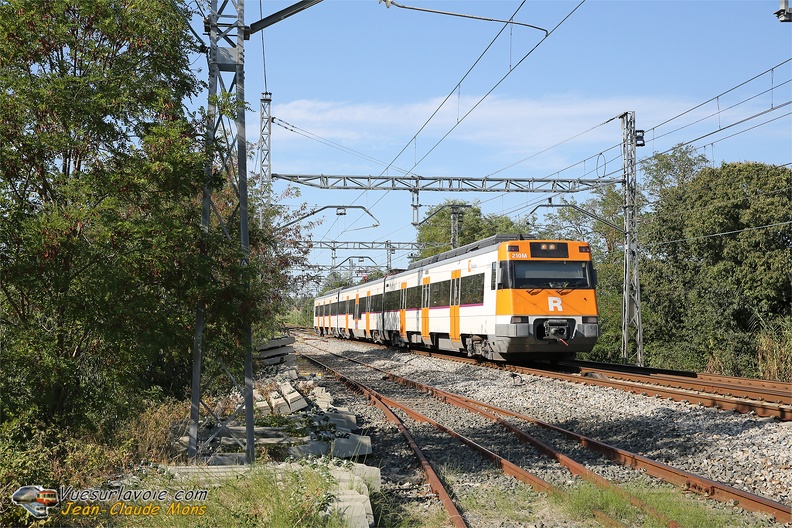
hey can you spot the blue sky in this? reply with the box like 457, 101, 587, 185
190, 1, 791, 283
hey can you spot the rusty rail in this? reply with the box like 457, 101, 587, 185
298, 340, 791, 524
302, 354, 469, 527
411, 350, 792, 421
300, 351, 629, 527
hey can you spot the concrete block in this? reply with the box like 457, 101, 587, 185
329, 469, 368, 495
287, 441, 329, 458
255, 401, 272, 415
347, 463, 382, 493
331, 491, 374, 528
165, 465, 249, 483
208, 453, 247, 466
315, 398, 333, 410
258, 336, 296, 350
325, 410, 357, 430
331, 434, 372, 458
254, 435, 309, 446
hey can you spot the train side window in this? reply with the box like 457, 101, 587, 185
354, 300, 361, 319
384, 290, 400, 311
406, 286, 421, 309
461, 273, 485, 305
372, 293, 382, 312
431, 280, 451, 307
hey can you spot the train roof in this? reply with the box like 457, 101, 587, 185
407, 233, 536, 270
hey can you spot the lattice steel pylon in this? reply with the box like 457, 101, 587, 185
258, 92, 272, 227
190, 0, 256, 463
620, 111, 644, 365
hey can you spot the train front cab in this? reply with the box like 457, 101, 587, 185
490, 240, 599, 359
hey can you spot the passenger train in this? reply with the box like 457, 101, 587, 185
313, 234, 599, 361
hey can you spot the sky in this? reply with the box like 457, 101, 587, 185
188, 0, 791, 287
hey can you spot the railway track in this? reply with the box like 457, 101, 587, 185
408, 350, 792, 421
293, 332, 791, 526
301, 344, 666, 527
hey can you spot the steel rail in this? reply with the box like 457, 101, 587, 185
301, 354, 469, 527
437, 391, 683, 528
568, 364, 791, 405
324, 350, 784, 527
455, 393, 792, 524
304, 344, 684, 526
505, 364, 792, 421
299, 349, 629, 527
296, 338, 791, 523
566, 359, 791, 392
411, 350, 792, 421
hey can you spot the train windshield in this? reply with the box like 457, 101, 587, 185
509, 261, 594, 289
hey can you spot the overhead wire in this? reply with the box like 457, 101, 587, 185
399, 1, 588, 177
379, 0, 530, 178
269, 9, 786, 275
337, 1, 588, 247
272, 118, 413, 174
648, 59, 791, 133
330, 0, 545, 239
642, 221, 792, 249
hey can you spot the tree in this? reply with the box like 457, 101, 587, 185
0, 0, 212, 432
0, 0, 316, 434
639, 147, 791, 376
319, 271, 355, 294
414, 199, 533, 260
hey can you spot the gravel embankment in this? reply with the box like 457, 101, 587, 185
297, 335, 791, 526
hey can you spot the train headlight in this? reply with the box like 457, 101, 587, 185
582, 316, 598, 324
510, 316, 529, 324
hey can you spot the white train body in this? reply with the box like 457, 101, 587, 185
314, 234, 599, 360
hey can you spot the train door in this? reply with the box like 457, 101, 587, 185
365, 292, 371, 337
450, 270, 462, 346
399, 282, 407, 341
421, 277, 430, 345
344, 296, 350, 336
354, 294, 360, 334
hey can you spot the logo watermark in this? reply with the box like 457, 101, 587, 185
11, 486, 59, 519
11, 484, 209, 520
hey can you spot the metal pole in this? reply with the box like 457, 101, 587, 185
190, 0, 255, 464
259, 93, 272, 227
620, 111, 644, 365
235, 0, 256, 466
189, 2, 219, 461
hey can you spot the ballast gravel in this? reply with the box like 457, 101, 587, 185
296, 335, 792, 526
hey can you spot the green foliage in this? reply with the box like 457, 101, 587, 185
414, 199, 533, 260
319, 271, 355, 294
111, 465, 343, 528
639, 148, 791, 375
0, 0, 312, 447
753, 314, 792, 382
559, 481, 770, 527
0, 0, 207, 435
0, 411, 132, 528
